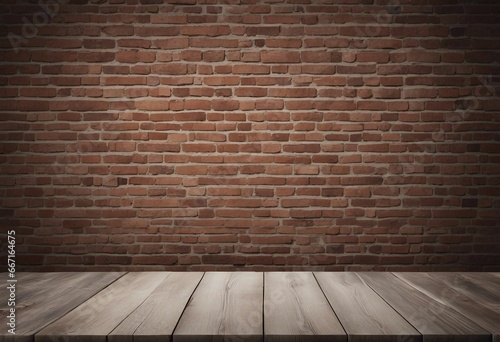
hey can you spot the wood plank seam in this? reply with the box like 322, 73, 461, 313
50, 272, 129, 335
169, 272, 207, 339
35, 272, 171, 342
361, 272, 491, 341
315, 272, 421, 342
114, 272, 174, 337
429, 273, 500, 313
172, 272, 264, 341
393, 273, 499, 342
108, 272, 204, 342
3, 272, 499, 342
1, 272, 127, 341
264, 272, 346, 341
311, 272, 348, 336
262, 271, 266, 340
366, 272, 423, 335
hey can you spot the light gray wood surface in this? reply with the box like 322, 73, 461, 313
314, 272, 421, 342
464, 272, 500, 284
359, 272, 491, 342
109, 272, 203, 342
0, 272, 69, 310
2, 272, 499, 342
264, 272, 346, 342
173, 272, 263, 342
430, 273, 500, 313
395, 272, 500, 342
0, 272, 124, 342
35, 272, 168, 342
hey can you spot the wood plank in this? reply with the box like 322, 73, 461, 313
173, 272, 263, 342
463, 273, 500, 292
314, 272, 420, 342
1, 273, 121, 308
359, 272, 491, 342
0, 272, 124, 342
429, 272, 500, 313
0, 273, 52, 315
0, 272, 50, 283
459, 273, 500, 311
109, 272, 203, 342
264, 272, 346, 342
463, 272, 500, 284
0, 272, 67, 342
36, 272, 169, 342
0, 273, 64, 308
394, 272, 500, 342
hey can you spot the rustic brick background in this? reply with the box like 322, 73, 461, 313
1, 0, 499, 271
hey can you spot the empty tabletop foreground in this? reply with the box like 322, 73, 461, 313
1, 272, 499, 342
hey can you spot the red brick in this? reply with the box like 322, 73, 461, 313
183, 143, 216, 153
78, 52, 115, 62
103, 25, 134, 36
203, 50, 225, 62
176, 165, 208, 175
233, 64, 270, 75
32, 51, 78, 63
118, 39, 152, 49
135, 100, 170, 111
68, 100, 108, 111
189, 38, 239, 48
135, 26, 180, 36
234, 87, 267, 97
175, 112, 206, 121
153, 64, 188, 75
116, 51, 155, 63
252, 236, 293, 244
20, 88, 57, 98
295, 165, 319, 175
132, 256, 177, 265
181, 25, 230, 37
269, 88, 317, 98
212, 100, 239, 111
261, 50, 300, 63
372, 88, 401, 99
137, 143, 179, 152
204, 76, 240, 86
202, 255, 246, 265
301, 51, 332, 63
290, 210, 322, 218
265, 38, 302, 48
266, 165, 293, 175
247, 26, 280, 36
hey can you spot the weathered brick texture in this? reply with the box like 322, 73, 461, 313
0, 0, 499, 271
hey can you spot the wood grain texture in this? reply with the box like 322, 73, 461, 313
109, 272, 203, 342
314, 272, 420, 342
173, 272, 263, 342
429, 273, 500, 313
0, 273, 66, 311
4, 272, 499, 342
359, 272, 491, 342
264, 272, 346, 342
35, 272, 168, 342
0, 272, 124, 342
394, 272, 500, 342
463, 272, 500, 284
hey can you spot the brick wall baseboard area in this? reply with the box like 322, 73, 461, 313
0, 0, 499, 271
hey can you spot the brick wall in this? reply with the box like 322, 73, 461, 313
1, 0, 499, 271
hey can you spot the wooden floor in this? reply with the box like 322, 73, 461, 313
1, 272, 499, 342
